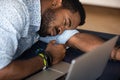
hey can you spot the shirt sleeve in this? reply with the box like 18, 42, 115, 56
39, 29, 79, 44
0, 0, 29, 69
0, 29, 18, 69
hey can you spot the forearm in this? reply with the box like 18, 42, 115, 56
66, 33, 105, 52
0, 56, 43, 80
66, 32, 120, 60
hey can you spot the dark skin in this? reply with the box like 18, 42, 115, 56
0, 41, 66, 80
66, 33, 104, 52
41, 0, 120, 61
0, 0, 120, 80
66, 33, 120, 60
0, 0, 67, 79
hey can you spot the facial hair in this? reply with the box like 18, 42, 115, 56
37, 8, 56, 37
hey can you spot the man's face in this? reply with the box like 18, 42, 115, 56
39, 8, 80, 37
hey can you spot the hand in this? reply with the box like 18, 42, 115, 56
111, 46, 120, 61
45, 40, 66, 64
116, 48, 120, 60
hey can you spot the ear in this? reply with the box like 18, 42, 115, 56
51, 0, 62, 9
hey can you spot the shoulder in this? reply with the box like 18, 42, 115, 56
0, 0, 29, 37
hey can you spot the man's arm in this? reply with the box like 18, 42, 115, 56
66, 33, 104, 52
66, 32, 120, 60
0, 56, 44, 80
0, 40, 66, 80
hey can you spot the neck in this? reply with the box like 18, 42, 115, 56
40, 0, 52, 15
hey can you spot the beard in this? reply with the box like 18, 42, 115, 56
37, 8, 56, 37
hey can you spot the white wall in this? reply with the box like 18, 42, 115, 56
80, 0, 120, 8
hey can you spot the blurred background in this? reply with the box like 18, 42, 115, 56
78, 0, 120, 35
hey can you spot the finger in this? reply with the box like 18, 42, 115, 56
51, 40, 56, 44
47, 40, 55, 47
49, 40, 56, 45
61, 44, 66, 48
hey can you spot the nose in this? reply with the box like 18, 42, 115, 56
57, 26, 65, 34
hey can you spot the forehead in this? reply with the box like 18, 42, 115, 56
55, 8, 80, 19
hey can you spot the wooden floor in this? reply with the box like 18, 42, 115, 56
78, 5, 120, 35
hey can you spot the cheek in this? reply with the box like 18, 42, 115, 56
72, 13, 81, 27
72, 17, 80, 28
55, 13, 65, 25
47, 26, 53, 32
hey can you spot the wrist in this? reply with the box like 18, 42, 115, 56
38, 51, 53, 70
44, 51, 53, 66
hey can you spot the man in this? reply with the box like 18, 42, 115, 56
0, 0, 87, 79
0, 0, 69, 79
0, 0, 119, 80
39, 0, 120, 60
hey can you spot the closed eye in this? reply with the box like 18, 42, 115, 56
63, 18, 71, 27
63, 19, 67, 26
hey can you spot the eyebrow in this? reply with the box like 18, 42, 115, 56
68, 18, 71, 27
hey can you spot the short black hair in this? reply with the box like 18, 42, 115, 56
62, 0, 86, 25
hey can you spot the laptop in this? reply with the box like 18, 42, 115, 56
26, 36, 119, 80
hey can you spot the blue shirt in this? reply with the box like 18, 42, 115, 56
0, 0, 79, 69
